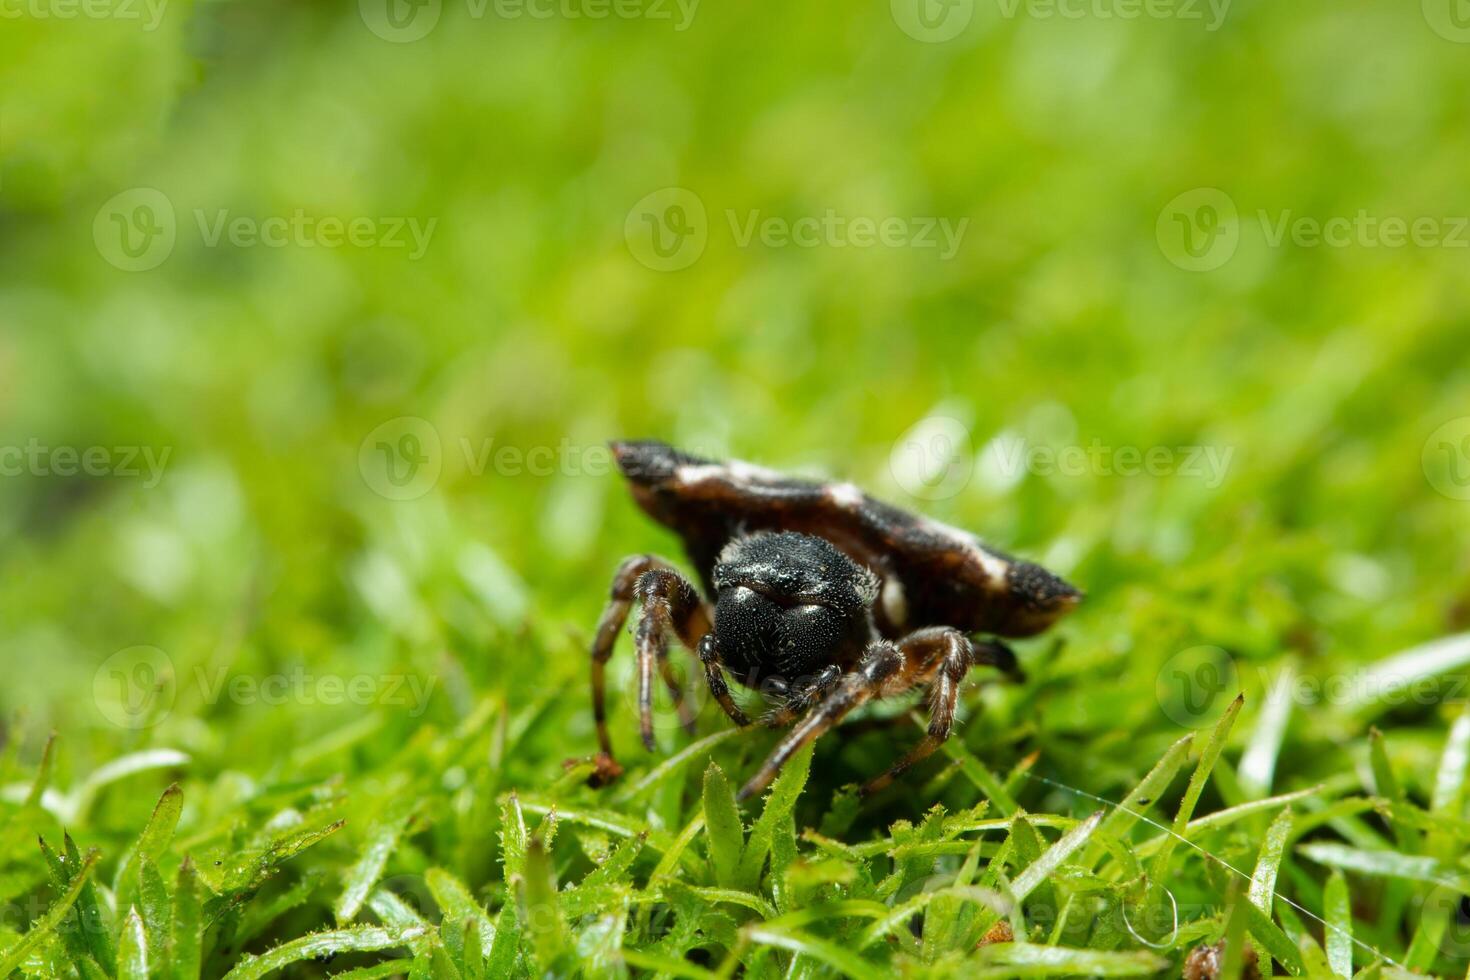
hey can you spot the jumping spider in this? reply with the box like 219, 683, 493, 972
587, 440, 1081, 800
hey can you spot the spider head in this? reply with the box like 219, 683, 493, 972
710, 531, 877, 681
992, 559, 1082, 636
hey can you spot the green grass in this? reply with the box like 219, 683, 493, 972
5, 0, 1470, 975
6, 641, 1470, 976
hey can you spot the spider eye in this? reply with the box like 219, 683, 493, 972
713, 586, 868, 681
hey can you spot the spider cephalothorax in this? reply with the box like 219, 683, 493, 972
585, 439, 1081, 798
711, 531, 878, 681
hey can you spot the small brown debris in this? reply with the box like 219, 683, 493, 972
1182, 940, 1260, 980
977, 920, 1014, 947
572, 752, 624, 787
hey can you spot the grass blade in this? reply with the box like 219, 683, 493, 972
619, 947, 721, 979
1368, 728, 1416, 854
1298, 842, 1470, 890
1344, 632, 1470, 711
23, 732, 56, 808
66, 749, 190, 823
171, 857, 203, 980
1324, 869, 1352, 977
115, 783, 184, 910
702, 762, 744, 888
139, 857, 172, 968
975, 942, 1169, 976
0, 848, 100, 975
1240, 664, 1293, 797
117, 906, 149, 980
1247, 807, 1295, 971
737, 744, 811, 890
1150, 693, 1243, 883
1013, 810, 1103, 902
221, 925, 428, 979
336, 797, 416, 923
424, 869, 495, 956
1249, 807, 1295, 915
941, 735, 1019, 815
743, 923, 885, 980
484, 900, 520, 978
521, 835, 567, 973
1088, 732, 1192, 865
1429, 703, 1470, 849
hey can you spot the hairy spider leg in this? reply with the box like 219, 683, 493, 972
588, 555, 709, 784
737, 627, 1009, 800
736, 639, 905, 801
696, 634, 753, 728
761, 664, 842, 728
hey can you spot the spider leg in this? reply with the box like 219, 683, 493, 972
736, 640, 904, 801
588, 556, 710, 784
972, 637, 1024, 683
860, 627, 975, 796
762, 664, 842, 728
697, 634, 752, 727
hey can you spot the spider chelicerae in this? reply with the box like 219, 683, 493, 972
586, 440, 1081, 800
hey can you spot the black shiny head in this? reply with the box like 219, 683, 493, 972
711, 531, 878, 681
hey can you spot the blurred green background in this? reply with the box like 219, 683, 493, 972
2, 0, 1469, 808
